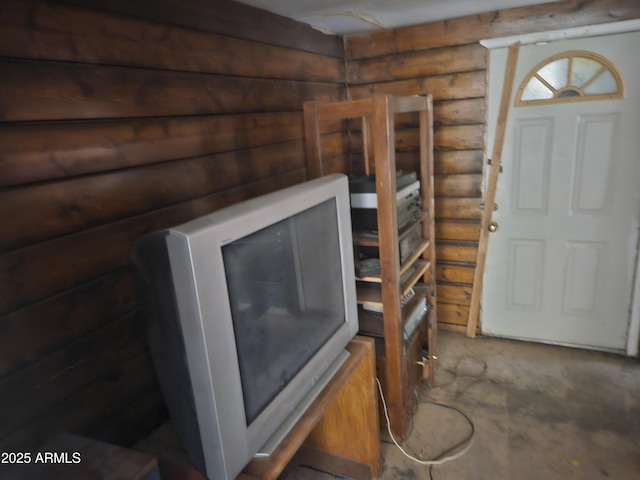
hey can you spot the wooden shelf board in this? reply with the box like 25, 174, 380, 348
356, 286, 383, 306
400, 240, 430, 276
354, 237, 430, 284
356, 275, 382, 283
402, 260, 430, 296
357, 260, 430, 305
352, 231, 380, 247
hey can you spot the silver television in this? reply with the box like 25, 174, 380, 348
131, 173, 359, 480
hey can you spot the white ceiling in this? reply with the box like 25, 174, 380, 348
235, 0, 558, 36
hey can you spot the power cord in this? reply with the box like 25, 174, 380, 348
376, 378, 476, 480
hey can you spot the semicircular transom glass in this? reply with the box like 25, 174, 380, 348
516, 51, 624, 106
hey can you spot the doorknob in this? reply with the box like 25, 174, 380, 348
488, 221, 499, 233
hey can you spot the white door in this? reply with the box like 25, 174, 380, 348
482, 31, 640, 352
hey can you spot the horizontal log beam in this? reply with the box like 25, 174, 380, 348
347, 44, 486, 84
437, 303, 471, 326
0, 60, 344, 122
52, 0, 344, 57
436, 263, 476, 284
434, 174, 483, 198
0, 314, 146, 439
0, 1, 343, 83
435, 220, 482, 242
436, 242, 478, 263
0, 171, 304, 315
346, 0, 640, 59
434, 150, 484, 175
0, 351, 162, 452
0, 113, 307, 187
438, 284, 473, 306
435, 198, 483, 220
0, 141, 308, 251
349, 70, 486, 102
0, 270, 135, 376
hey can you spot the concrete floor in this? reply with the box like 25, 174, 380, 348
289, 331, 640, 479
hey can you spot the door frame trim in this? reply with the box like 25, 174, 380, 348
480, 19, 640, 49
627, 235, 640, 356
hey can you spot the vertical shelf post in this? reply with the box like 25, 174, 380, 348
370, 95, 406, 437
419, 94, 438, 387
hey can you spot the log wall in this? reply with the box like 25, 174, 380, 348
2, 0, 639, 455
345, 0, 640, 333
0, 0, 345, 452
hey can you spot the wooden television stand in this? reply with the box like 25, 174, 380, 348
142, 336, 381, 480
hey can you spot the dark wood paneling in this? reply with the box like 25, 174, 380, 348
0, 314, 145, 441
434, 125, 484, 150
434, 150, 484, 175
349, 70, 486, 101
85, 385, 168, 447
437, 303, 470, 326
346, 0, 640, 59
435, 220, 482, 242
438, 284, 473, 306
436, 263, 475, 285
0, 0, 346, 453
52, 0, 344, 57
0, 60, 343, 122
434, 174, 482, 198
436, 242, 478, 263
0, 113, 305, 187
0, 351, 163, 451
397, 0, 640, 52
0, 170, 304, 317
433, 99, 486, 126
397, 150, 483, 177
0, 269, 136, 376
0, 141, 307, 251
346, 44, 486, 84
435, 198, 483, 221
0, 0, 344, 82
395, 124, 484, 151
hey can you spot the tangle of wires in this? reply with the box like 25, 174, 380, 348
376, 378, 476, 480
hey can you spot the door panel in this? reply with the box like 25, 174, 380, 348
482, 32, 640, 352
571, 114, 617, 213
513, 118, 552, 213
562, 241, 605, 316
507, 239, 544, 311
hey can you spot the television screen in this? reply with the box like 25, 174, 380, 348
223, 198, 345, 425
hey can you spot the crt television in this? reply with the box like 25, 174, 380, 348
131, 173, 359, 480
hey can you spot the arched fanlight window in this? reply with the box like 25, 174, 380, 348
516, 51, 624, 106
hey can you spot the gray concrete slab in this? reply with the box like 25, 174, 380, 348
287, 331, 640, 479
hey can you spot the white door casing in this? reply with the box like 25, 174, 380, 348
482, 31, 640, 353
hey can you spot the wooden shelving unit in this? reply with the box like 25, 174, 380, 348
303, 94, 438, 440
